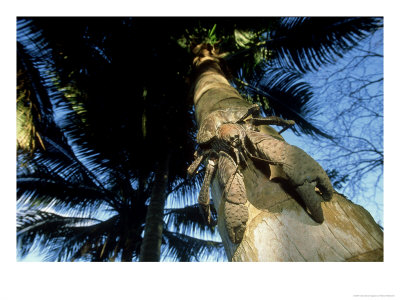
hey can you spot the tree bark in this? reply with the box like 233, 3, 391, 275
212, 158, 383, 261
139, 154, 170, 262
191, 44, 383, 262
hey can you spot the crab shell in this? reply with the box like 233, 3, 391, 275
196, 105, 260, 145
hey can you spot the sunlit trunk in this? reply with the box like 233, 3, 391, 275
212, 161, 383, 261
191, 44, 383, 262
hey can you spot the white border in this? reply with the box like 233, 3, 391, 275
2, 1, 398, 299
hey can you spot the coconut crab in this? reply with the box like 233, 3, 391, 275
188, 104, 334, 244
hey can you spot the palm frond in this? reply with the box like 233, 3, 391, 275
166, 171, 204, 207
17, 41, 54, 154
267, 17, 383, 72
17, 210, 100, 259
164, 204, 218, 238
17, 211, 120, 261
236, 74, 332, 139
58, 215, 121, 262
17, 210, 100, 235
162, 230, 226, 262
18, 18, 110, 175
17, 168, 114, 212
52, 99, 115, 176
39, 135, 113, 191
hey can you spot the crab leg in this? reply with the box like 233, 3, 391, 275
217, 151, 249, 244
198, 159, 217, 225
187, 149, 207, 177
248, 116, 295, 127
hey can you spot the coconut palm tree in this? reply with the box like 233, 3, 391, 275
187, 17, 383, 261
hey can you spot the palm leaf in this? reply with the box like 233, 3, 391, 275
17, 210, 121, 261
58, 215, 121, 262
18, 18, 111, 175
17, 169, 114, 212
162, 230, 226, 262
17, 41, 54, 153
17, 210, 101, 259
235, 68, 333, 139
164, 203, 218, 238
167, 171, 204, 207
267, 17, 383, 72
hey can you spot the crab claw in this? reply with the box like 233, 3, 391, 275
198, 159, 216, 225
245, 130, 334, 223
295, 181, 324, 223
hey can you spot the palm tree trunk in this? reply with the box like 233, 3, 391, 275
139, 154, 170, 262
212, 159, 383, 261
191, 44, 383, 262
